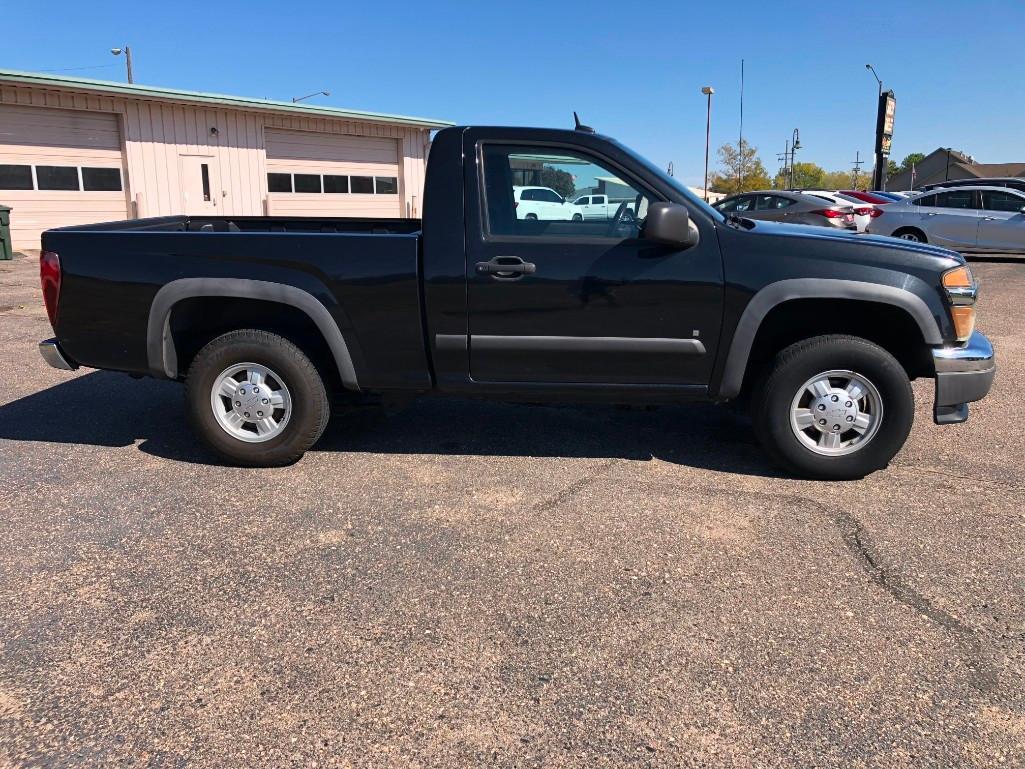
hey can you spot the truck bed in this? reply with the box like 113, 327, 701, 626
42, 215, 431, 391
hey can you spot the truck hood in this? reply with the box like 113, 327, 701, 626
733, 218, 964, 270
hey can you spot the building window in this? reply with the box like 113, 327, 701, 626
0, 165, 33, 190
268, 173, 293, 193
81, 167, 123, 192
375, 176, 398, 194
350, 176, 374, 194
323, 175, 349, 194
36, 166, 80, 191
293, 174, 322, 193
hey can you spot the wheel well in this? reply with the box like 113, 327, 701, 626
740, 299, 932, 396
168, 297, 342, 390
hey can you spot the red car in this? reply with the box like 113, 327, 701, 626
839, 190, 894, 205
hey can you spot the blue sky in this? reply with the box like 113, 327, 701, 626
5, 0, 1024, 187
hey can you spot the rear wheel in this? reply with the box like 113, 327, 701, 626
751, 335, 914, 480
185, 329, 330, 466
893, 227, 926, 243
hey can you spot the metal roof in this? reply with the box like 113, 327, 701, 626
0, 68, 453, 129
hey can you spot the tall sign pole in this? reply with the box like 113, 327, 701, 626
873, 90, 896, 190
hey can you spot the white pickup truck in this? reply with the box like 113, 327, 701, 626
570, 193, 637, 221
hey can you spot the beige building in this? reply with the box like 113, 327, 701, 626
0, 69, 451, 250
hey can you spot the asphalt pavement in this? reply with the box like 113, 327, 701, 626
1, 251, 1023, 767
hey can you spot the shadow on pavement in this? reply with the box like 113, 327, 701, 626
0, 370, 783, 478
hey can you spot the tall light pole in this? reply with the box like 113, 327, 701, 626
789, 128, 801, 188
701, 86, 714, 201
111, 47, 133, 84
866, 64, 884, 189
292, 90, 331, 103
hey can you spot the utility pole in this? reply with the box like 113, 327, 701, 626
737, 59, 744, 190
851, 151, 864, 189
701, 86, 714, 201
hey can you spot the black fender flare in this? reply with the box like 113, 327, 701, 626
716, 278, 943, 399
146, 277, 359, 390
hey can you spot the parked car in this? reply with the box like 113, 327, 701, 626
869, 191, 907, 201
513, 186, 574, 220
918, 177, 1025, 194
868, 185, 1025, 252
796, 190, 881, 233
570, 193, 637, 221
38, 124, 994, 480
714, 191, 857, 231
838, 190, 896, 205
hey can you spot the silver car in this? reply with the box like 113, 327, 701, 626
867, 185, 1025, 252
714, 191, 856, 230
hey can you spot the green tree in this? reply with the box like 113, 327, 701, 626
708, 140, 771, 194
773, 161, 825, 190
540, 166, 575, 199
898, 152, 926, 173
820, 170, 853, 190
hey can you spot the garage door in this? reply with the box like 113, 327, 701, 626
265, 129, 401, 218
0, 106, 128, 250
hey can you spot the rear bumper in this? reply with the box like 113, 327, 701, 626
39, 338, 78, 371
931, 331, 995, 424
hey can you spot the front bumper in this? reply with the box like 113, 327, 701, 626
39, 338, 78, 371
931, 331, 995, 424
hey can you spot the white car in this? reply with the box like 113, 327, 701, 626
799, 190, 881, 233
513, 186, 574, 221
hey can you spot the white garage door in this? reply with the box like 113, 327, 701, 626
265, 129, 401, 218
0, 106, 128, 250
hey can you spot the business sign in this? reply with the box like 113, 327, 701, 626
876, 90, 896, 157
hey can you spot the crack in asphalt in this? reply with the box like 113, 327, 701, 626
531, 458, 619, 514
822, 499, 999, 693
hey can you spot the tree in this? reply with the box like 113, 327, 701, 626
540, 166, 575, 199
708, 140, 771, 194
773, 161, 825, 190
898, 152, 926, 173
820, 170, 853, 190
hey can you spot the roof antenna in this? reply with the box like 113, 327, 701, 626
573, 111, 595, 133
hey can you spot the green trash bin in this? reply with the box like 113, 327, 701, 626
0, 205, 12, 260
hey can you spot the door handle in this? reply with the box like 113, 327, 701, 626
926, 212, 938, 217
475, 256, 536, 280
982, 216, 997, 221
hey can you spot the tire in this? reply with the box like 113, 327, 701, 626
185, 329, 330, 467
751, 335, 914, 480
525, 213, 538, 221
893, 227, 926, 243
572, 213, 583, 221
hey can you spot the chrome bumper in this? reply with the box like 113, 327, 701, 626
931, 331, 995, 425
39, 338, 78, 371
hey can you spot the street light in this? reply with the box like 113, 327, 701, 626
865, 63, 883, 98
789, 128, 801, 188
292, 90, 331, 103
701, 86, 714, 201
110, 46, 133, 84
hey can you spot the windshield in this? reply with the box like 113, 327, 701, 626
607, 138, 725, 222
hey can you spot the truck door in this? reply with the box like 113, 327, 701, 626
464, 139, 723, 387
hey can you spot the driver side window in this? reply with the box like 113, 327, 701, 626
482, 144, 655, 239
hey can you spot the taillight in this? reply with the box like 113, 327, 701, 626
814, 209, 846, 219
855, 207, 884, 218
40, 250, 61, 329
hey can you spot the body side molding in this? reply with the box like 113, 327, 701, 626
147, 277, 359, 389
717, 278, 943, 399
470, 335, 706, 355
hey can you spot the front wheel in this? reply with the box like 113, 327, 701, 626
751, 335, 914, 480
185, 329, 330, 466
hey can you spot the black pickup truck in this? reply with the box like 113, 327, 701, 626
38, 125, 995, 479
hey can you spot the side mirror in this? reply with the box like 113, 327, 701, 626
644, 202, 699, 247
